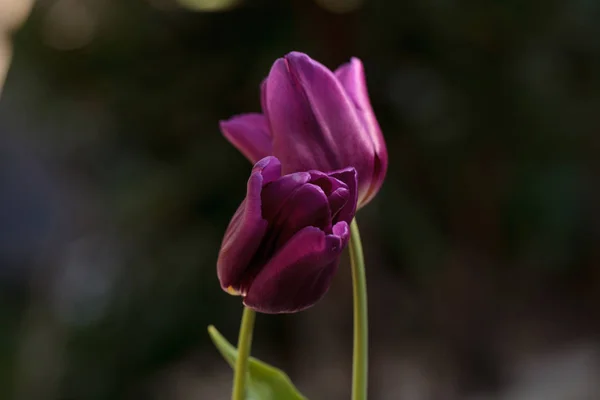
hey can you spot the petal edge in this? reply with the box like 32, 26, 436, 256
220, 113, 273, 164
243, 225, 347, 313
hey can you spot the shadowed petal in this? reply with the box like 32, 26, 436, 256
307, 170, 346, 195
335, 58, 388, 206
217, 157, 281, 293
220, 113, 273, 164
244, 222, 350, 313
267, 183, 331, 251
327, 167, 357, 224
327, 187, 349, 222
260, 172, 311, 222
307, 168, 357, 224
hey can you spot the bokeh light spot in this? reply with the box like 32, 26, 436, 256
42, 0, 96, 51
178, 0, 243, 12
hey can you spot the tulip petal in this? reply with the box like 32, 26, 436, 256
266, 52, 375, 197
220, 113, 273, 164
327, 167, 358, 224
260, 182, 331, 260
244, 221, 350, 313
332, 220, 350, 245
327, 187, 349, 222
260, 172, 311, 223
335, 58, 378, 136
254, 156, 282, 184
307, 168, 357, 224
307, 170, 346, 195
335, 58, 388, 206
217, 157, 281, 293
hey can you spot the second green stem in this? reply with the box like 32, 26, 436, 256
349, 218, 368, 400
231, 306, 256, 400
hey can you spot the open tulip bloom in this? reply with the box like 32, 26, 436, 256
210, 52, 387, 400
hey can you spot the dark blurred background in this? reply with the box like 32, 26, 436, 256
2, 0, 600, 399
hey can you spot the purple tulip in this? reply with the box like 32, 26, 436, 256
220, 52, 387, 208
217, 156, 357, 313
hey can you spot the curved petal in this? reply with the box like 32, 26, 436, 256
335, 58, 388, 206
220, 113, 273, 164
307, 168, 357, 224
266, 183, 332, 251
307, 170, 346, 195
244, 222, 350, 313
260, 171, 311, 223
253, 156, 281, 184
266, 52, 375, 201
327, 167, 358, 224
216, 157, 281, 293
331, 220, 350, 247
327, 187, 349, 223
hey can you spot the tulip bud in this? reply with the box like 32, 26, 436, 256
217, 156, 357, 313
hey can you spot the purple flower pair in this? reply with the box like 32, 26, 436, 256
217, 52, 388, 313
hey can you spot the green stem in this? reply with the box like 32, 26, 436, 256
231, 306, 256, 400
349, 218, 368, 400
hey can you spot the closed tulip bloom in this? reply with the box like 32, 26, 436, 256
217, 156, 357, 313
220, 52, 387, 208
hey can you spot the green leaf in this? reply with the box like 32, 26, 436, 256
208, 325, 307, 400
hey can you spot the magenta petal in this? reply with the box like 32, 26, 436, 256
266, 53, 375, 189
331, 221, 350, 247
327, 167, 358, 224
327, 187, 349, 222
243, 222, 350, 313
335, 58, 388, 206
260, 172, 311, 222
268, 183, 332, 249
335, 58, 377, 133
306, 168, 357, 224
216, 157, 281, 293
307, 170, 345, 195
220, 113, 273, 164
253, 156, 281, 184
